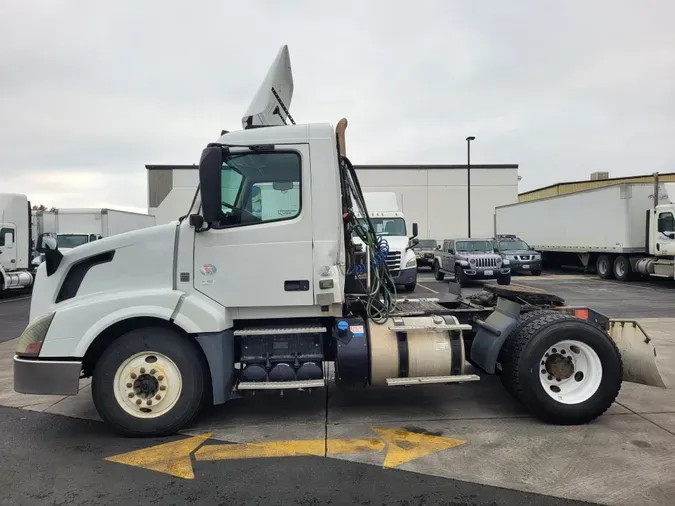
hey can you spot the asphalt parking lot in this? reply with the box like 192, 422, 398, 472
1, 272, 675, 506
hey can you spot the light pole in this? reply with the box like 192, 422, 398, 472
466, 136, 475, 238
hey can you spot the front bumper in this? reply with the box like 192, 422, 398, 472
510, 260, 542, 272
415, 254, 435, 267
460, 267, 511, 279
13, 356, 82, 395
393, 267, 417, 285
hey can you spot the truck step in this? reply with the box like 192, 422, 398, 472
385, 374, 480, 386
234, 326, 327, 336
236, 379, 326, 390
389, 323, 473, 332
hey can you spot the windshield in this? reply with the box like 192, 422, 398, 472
498, 240, 530, 251
456, 240, 493, 253
56, 234, 89, 248
357, 217, 406, 236
416, 239, 437, 249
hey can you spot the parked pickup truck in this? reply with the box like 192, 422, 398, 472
432, 237, 511, 286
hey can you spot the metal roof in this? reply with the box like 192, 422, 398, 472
519, 171, 675, 202
146, 163, 518, 171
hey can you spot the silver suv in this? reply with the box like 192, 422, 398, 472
432, 238, 511, 286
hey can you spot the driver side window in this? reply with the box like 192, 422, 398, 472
219, 151, 301, 227
658, 212, 675, 233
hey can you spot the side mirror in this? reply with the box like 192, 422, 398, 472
36, 233, 58, 253
3, 232, 13, 248
435, 245, 441, 250
411, 222, 418, 238
198, 145, 226, 223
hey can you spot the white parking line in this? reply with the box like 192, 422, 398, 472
416, 283, 439, 294
0, 296, 31, 304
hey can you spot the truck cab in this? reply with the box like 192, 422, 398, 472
353, 192, 419, 291
0, 193, 35, 293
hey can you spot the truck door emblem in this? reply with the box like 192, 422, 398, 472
199, 264, 217, 276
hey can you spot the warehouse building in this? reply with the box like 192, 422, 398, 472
146, 163, 520, 240
519, 171, 675, 202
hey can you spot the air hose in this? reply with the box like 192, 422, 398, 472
339, 155, 397, 324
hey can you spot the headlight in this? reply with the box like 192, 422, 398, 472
16, 312, 55, 357
469, 258, 476, 265
507, 255, 516, 260
406, 257, 417, 267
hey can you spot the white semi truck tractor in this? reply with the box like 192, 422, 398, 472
14, 46, 666, 437
1, 193, 35, 295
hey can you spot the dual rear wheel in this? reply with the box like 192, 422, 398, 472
499, 310, 622, 424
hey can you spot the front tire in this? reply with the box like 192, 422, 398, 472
433, 261, 445, 281
500, 310, 622, 425
454, 265, 465, 287
92, 326, 209, 437
497, 273, 511, 285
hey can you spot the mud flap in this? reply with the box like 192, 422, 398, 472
608, 320, 667, 389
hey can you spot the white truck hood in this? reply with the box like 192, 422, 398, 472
30, 223, 178, 321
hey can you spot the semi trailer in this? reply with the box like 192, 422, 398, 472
14, 45, 666, 437
494, 179, 675, 281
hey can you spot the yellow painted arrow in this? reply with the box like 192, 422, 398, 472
104, 427, 467, 479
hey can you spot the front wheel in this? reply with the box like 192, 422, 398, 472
433, 261, 445, 281
454, 265, 465, 287
403, 282, 416, 292
500, 310, 622, 425
92, 326, 209, 437
497, 273, 511, 285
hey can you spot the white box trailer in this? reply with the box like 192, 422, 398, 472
494, 180, 675, 281
29, 209, 156, 263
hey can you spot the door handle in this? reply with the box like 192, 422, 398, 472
284, 280, 310, 291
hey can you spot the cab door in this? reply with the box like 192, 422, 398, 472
656, 210, 675, 255
193, 145, 314, 308
0, 225, 16, 268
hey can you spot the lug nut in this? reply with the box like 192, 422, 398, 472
130, 373, 137, 379
541, 369, 546, 374
126, 383, 132, 388
128, 393, 134, 398
150, 369, 156, 375
136, 399, 142, 405
140, 368, 146, 374
155, 395, 161, 400
159, 385, 166, 391
158, 376, 164, 381
547, 375, 553, 381
147, 400, 152, 406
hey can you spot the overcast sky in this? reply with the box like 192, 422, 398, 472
2, 0, 674, 213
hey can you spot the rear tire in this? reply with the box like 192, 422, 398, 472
500, 310, 622, 425
596, 255, 614, 279
433, 261, 445, 281
613, 256, 631, 282
92, 326, 209, 437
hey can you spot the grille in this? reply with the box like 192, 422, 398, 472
517, 255, 532, 261
473, 256, 500, 268
386, 251, 401, 276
